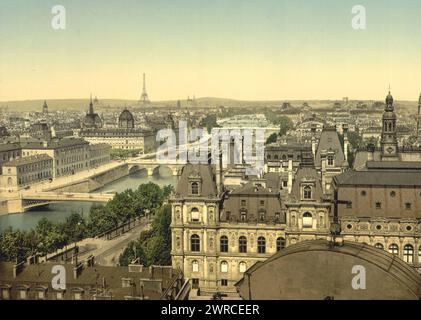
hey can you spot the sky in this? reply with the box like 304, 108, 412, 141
0, 0, 421, 101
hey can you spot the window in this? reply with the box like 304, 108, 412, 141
220, 236, 228, 253
191, 234, 200, 252
1, 288, 10, 300
282, 180, 288, 188
239, 236, 247, 253
346, 202, 352, 209
241, 200, 246, 206
276, 237, 286, 251
191, 182, 199, 195
190, 208, 199, 222
303, 186, 312, 200
403, 245, 414, 263
327, 155, 334, 166
361, 190, 366, 196
258, 210, 266, 222
405, 203, 412, 210
302, 212, 313, 228
239, 262, 247, 273
390, 191, 396, 197
19, 289, 27, 300
192, 260, 199, 272
257, 237, 266, 254
375, 202, 381, 209
37, 290, 46, 300
388, 244, 399, 255
221, 279, 228, 287
221, 261, 228, 273
275, 212, 281, 222
240, 211, 247, 222
260, 200, 265, 206
374, 243, 384, 249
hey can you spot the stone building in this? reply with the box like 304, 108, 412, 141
21, 138, 90, 178
82, 96, 103, 129
0, 154, 53, 192
0, 143, 21, 175
88, 143, 112, 168
80, 108, 156, 153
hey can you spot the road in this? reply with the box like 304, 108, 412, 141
78, 218, 151, 266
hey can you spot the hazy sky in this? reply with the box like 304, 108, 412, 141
1, 0, 421, 101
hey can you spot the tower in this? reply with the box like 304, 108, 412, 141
42, 100, 48, 114
380, 91, 398, 160
140, 73, 150, 104
89, 94, 94, 114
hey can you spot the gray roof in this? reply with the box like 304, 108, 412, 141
315, 128, 345, 167
21, 138, 89, 150
333, 170, 421, 187
3, 154, 52, 167
290, 166, 324, 201
236, 240, 421, 300
366, 161, 421, 171
0, 143, 21, 152
174, 164, 218, 198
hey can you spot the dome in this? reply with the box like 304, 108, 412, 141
236, 240, 421, 300
118, 109, 135, 129
382, 111, 397, 120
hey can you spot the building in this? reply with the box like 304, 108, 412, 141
332, 169, 421, 270
42, 100, 48, 114
0, 143, 22, 175
82, 96, 103, 129
21, 138, 90, 178
354, 92, 421, 170
88, 143, 112, 168
236, 239, 421, 300
0, 154, 53, 191
29, 122, 52, 140
80, 109, 157, 153
0, 258, 188, 300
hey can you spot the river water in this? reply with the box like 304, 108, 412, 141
0, 169, 178, 232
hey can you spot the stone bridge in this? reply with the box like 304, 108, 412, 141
126, 159, 186, 176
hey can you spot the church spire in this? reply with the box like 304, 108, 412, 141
381, 90, 398, 159
89, 94, 94, 114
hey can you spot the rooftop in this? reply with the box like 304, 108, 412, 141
3, 154, 52, 167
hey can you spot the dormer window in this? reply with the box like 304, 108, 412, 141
191, 182, 199, 195
240, 210, 247, 222
258, 210, 266, 222
303, 186, 312, 200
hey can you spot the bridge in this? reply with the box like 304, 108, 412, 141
126, 158, 187, 176
20, 191, 115, 211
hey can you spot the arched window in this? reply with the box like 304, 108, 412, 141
388, 244, 399, 255
403, 244, 414, 263
302, 212, 313, 228
374, 243, 384, 250
239, 236, 247, 253
276, 237, 286, 251
267, 155, 271, 160
239, 262, 247, 273
303, 186, 312, 199
274, 155, 279, 160
191, 234, 200, 252
220, 236, 228, 253
192, 260, 199, 273
191, 182, 199, 195
240, 210, 247, 222
220, 261, 228, 273
257, 236, 266, 254
190, 208, 199, 222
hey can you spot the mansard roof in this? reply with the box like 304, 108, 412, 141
314, 127, 345, 167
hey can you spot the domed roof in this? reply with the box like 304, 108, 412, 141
236, 240, 421, 300
119, 109, 134, 122
382, 111, 397, 120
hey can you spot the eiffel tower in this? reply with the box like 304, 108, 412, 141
140, 73, 150, 104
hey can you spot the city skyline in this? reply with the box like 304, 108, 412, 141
1, 0, 421, 101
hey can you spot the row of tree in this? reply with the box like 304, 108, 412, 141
0, 182, 173, 263
118, 204, 172, 267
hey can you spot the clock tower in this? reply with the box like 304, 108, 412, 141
380, 91, 399, 160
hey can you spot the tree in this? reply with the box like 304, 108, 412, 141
200, 114, 220, 133
266, 133, 278, 144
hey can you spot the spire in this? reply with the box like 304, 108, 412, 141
89, 94, 94, 114
42, 100, 48, 114
385, 89, 394, 111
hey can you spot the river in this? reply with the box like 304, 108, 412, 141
0, 168, 178, 232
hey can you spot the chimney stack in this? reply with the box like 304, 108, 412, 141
287, 159, 293, 194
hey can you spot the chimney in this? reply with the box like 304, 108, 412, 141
321, 151, 327, 192
367, 143, 375, 161
311, 124, 317, 158
73, 262, 83, 279
287, 159, 293, 194
86, 255, 95, 267
216, 140, 223, 193
13, 260, 25, 278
